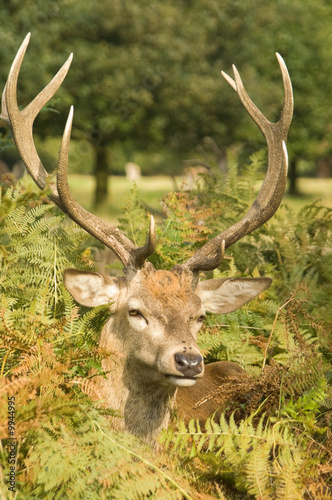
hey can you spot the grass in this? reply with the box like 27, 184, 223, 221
65, 175, 180, 222
30, 136, 332, 216
70, 175, 332, 219
24, 174, 332, 223
283, 177, 332, 211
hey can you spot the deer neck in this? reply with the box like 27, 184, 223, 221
97, 321, 177, 441
123, 360, 177, 440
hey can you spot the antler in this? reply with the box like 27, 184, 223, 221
1, 36, 293, 276
183, 53, 293, 273
0, 34, 156, 272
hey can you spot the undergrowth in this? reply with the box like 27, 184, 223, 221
0, 149, 331, 499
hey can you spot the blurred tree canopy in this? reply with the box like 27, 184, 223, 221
1, 0, 332, 203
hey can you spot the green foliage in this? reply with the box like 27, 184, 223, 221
164, 413, 307, 499
0, 184, 87, 312
118, 183, 150, 247
151, 191, 217, 269
1, 0, 332, 179
1, 401, 189, 499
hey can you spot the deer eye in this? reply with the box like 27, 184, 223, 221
128, 309, 148, 325
197, 315, 206, 323
129, 309, 145, 319
128, 309, 143, 318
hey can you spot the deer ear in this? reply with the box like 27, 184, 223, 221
196, 277, 272, 314
63, 268, 120, 307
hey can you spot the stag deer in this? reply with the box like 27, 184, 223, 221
1, 34, 293, 441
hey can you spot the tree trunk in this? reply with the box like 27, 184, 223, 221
288, 157, 299, 195
94, 144, 109, 209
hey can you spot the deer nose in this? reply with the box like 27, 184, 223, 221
174, 353, 203, 377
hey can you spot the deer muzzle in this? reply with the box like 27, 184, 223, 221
162, 351, 204, 387
174, 353, 203, 377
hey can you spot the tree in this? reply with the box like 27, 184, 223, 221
199, 0, 332, 194
0, 0, 234, 207
46, 0, 238, 206
1, 0, 332, 201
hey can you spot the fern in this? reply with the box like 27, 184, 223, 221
0, 402, 191, 499
163, 411, 308, 499
0, 185, 92, 315
118, 182, 149, 246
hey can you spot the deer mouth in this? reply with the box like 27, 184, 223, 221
164, 375, 198, 387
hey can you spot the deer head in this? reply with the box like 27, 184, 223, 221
1, 34, 293, 440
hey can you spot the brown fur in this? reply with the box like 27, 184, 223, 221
176, 361, 245, 424
143, 268, 195, 306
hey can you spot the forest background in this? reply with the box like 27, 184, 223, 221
1, 0, 332, 207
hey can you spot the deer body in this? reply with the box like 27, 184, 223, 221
176, 361, 245, 425
1, 35, 293, 441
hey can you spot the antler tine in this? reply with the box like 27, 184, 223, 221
132, 215, 157, 268
276, 53, 293, 133
0, 83, 9, 125
2, 34, 156, 271
3, 33, 72, 204
57, 106, 136, 267
184, 54, 293, 274
58, 108, 157, 267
